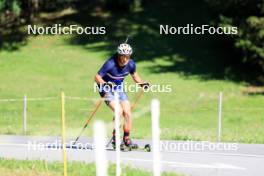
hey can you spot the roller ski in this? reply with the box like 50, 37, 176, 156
108, 137, 151, 152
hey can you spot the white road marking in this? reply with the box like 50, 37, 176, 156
162, 150, 264, 158
122, 158, 246, 170
0, 143, 29, 147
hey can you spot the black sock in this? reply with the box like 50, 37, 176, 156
112, 129, 116, 141
123, 131, 130, 139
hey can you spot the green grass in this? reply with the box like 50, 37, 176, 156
0, 34, 264, 143
1, 0, 264, 143
0, 158, 179, 176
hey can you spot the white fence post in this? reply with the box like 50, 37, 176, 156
217, 92, 223, 142
151, 99, 161, 176
114, 92, 121, 176
93, 121, 108, 176
23, 94, 27, 135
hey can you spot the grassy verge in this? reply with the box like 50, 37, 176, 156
1, 17, 264, 143
0, 35, 264, 143
0, 158, 178, 176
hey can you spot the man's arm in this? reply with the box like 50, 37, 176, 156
95, 74, 106, 84
95, 59, 112, 85
131, 72, 150, 90
131, 72, 144, 84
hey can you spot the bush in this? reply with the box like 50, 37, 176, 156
0, 0, 21, 26
206, 0, 264, 72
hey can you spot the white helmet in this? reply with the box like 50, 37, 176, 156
117, 43, 133, 55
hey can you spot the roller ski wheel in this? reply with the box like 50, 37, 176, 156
144, 144, 151, 152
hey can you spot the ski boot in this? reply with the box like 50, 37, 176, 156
120, 137, 138, 151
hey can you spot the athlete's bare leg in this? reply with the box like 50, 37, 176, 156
108, 100, 123, 142
108, 100, 132, 145
120, 100, 132, 132
108, 100, 123, 117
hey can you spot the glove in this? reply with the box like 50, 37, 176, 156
139, 82, 150, 90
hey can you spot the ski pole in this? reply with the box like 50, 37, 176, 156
73, 97, 104, 145
131, 83, 151, 110
131, 88, 144, 111
124, 35, 129, 43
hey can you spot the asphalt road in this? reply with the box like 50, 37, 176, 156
0, 135, 263, 176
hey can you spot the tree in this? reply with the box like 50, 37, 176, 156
206, 0, 264, 73
0, 0, 21, 27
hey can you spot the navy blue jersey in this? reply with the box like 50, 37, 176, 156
98, 54, 136, 85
